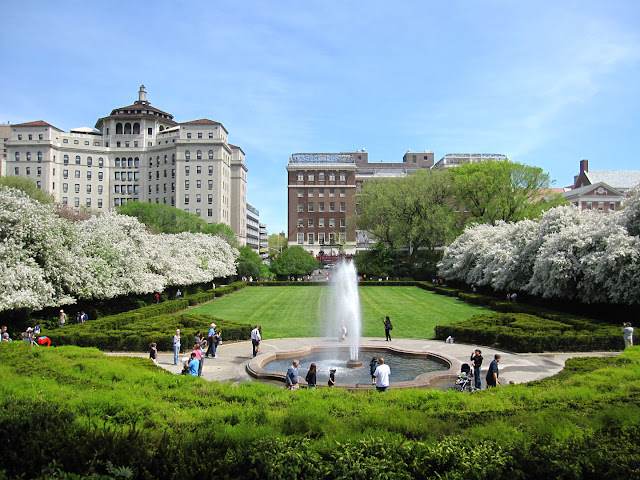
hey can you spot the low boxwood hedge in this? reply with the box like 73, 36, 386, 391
434, 312, 622, 352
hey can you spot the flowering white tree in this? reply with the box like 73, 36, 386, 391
440, 190, 640, 304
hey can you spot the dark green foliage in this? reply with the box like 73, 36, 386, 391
434, 312, 622, 352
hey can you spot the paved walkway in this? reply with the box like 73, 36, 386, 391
106, 337, 620, 389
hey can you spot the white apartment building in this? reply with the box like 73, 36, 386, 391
3, 86, 248, 245
246, 203, 260, 251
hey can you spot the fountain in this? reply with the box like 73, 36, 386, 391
325, 259, 362, 367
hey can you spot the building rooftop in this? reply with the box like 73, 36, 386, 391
585, 170, 640, 191
289, 153, 356, 164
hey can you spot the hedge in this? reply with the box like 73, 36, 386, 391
434, 312, 623, 352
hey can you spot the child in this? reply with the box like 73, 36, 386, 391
328, 368, 336, 387
369, 357, 378, 385
149, 342, 158, 366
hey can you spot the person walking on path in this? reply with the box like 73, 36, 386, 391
623, 322, 634, 348
382, 316, 393, 341
486, 354, 501, 388
172, 329, 181, 365
149, 343, 158, 366
285, 360, 300, 390
59, 310, 67, 328
251, 325, 262, 357
470, 349, 483, 390
305, 363, 317, 388
373, 357, 391, 392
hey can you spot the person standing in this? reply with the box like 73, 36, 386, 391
623, 322, 634, 348
155, 293, 160, 303
328, 368, 336, 387
373, 357, 391, 392
470, 349, 483, 390
305, 363, 317, 388
59, 310, 67, 327
81, 311, 88, 323
285, 360, 299, 390
149, 343, 158, 366
172, 329, 181, 365
176, 289, 182, 300
206, 323, 217, 358
33, 321, 41, 336
369, 357, 378, 385
486, 354, 501, 388
251, 325, 262, 357
382, 316, 393, 341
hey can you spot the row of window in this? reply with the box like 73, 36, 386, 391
61, 155, 105, 167
114, 185, 141, 195
149, 184, 175, 194
116, 172, 141, 181
186, 132, 217, 139
297, 232, 346, 245
297, 172, 347, 182
582, 201, 616, 211
17, 134, 44, 141
62, 139, 99, 146
62, 184, 104, 195
184, 150, 215, 160
184, 180, 215, 190
62, 197, 104, 208
61, 170, 104, 180
297, 202, 346, 213
298, 188, 346, 198
14, 151, 43, 162
183, 194, 215, 204
297, 218, 345, 228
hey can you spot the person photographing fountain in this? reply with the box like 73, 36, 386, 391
373, 357, 391, 392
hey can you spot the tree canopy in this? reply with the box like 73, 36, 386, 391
0, 176, 55, 204
270, 246, 320, 278
267, 234, 288, 258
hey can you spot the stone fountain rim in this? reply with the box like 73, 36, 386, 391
245, 342, 462, 390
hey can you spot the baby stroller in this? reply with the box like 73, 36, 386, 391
454, 363, 474, 392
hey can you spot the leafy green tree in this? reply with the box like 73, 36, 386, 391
117, 201, 238, 247
355, 242, 395, 278
0, 176, 55, 204
451, 160, 566, 225
237, 246, 264, 280
267, 233, 288, 258
270, 246, 320, 278
355, 169, 458, 255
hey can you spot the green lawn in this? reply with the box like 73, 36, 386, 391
187, 286, 486, 339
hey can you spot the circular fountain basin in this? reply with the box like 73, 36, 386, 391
247, 345, 455, 389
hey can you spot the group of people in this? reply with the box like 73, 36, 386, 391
1, 323, 51, 346
171, 324, 222, 376
468, 349, 501, 389
284, 357, 391, 391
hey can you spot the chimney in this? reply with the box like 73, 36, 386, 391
580, 159, 588, 174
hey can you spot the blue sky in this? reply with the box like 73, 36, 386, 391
2, 1, 639, 234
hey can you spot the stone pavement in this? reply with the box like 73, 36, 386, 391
106, 337, 620, 389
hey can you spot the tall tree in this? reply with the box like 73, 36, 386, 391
270, 246, 320, 278
267, 234, 288, 258
451, 160, 565, 225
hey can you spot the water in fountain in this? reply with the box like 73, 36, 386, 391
325, 259, 362, 363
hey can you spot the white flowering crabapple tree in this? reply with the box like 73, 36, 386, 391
0, 187, 238, 312
439, 188, 640, 304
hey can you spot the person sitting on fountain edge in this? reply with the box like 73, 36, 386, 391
369, 357, 378, 385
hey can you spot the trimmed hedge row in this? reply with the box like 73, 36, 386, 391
434, 312, 623, 352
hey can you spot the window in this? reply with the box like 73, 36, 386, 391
197, 150, 202, 160
125, 141, 130, 148
86, 185, 92, 193
319, 202, 325, 212
308, 218, 314, 227
329, 233, 335, 243
308, 202, 314, 212
340, 218, 346, 227
63, 183, 68, 193
26, 151, 31, 161
209, 132, 214, 139
297, 218, 304, 228
87, 157, 92, 166
208, 180, 213, 190
197, 132, 202, 139
329, 172, 335, 181
98, 186, 103, 194
340, 202, 346, 212
319, 232, 325, 244
37, 152, 42, 162
98, 199, 103, 208
298, 233, 304, 244
297, 202, 304, 212
598, 202, 604, 212
297, 172, 304, 181
39, 134, 43, 140
37, 167, 42, 176
329, 218, 335, 228
116, 158, 121, 168
208, 209, 213, 217
63, 155, 69, 164
63, 139, 68, 143
208, 194, 213, 204
196, 194, 201, 203
17, 134, 22, 140
308, 188, 314, 197
184, 195, 190, 204
610, 202, 616, 211
63, 197, 68, 205
208, 166, 213, 175
98, 172, 103, 180
586, 202, 593, 210
340, 188, 346, 197
148, 128, 153, 135
87, 171, 92, 180
196, 208, 201, 216
63, 169, 68, 179
340, 172, 346, 181
308, 233, 315, 244
196, 180, 201, 188
319, 172, 325, 181
74, 198, 80, 207
308, 173, 314, 181
208, 150, 213, 159
318, 189, 324, 197
75, 170, 80, 178
185, 150, 190, 160
75, 184, 80, 193
185, 180, 190, 190
196, 166, 202, 174
185, 166, 190, 175
24, 167, 31, 175
298, 189, 304, 197
330, 202, 335, 212
187, 133, 192, 139
116, 141, 121, 147
340, 233, 346, 243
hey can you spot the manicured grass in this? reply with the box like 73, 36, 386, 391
187, 286, 487, 339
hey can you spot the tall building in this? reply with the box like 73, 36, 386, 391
287, 149, 434, 254
0, 123, 11, 176
246, 203, 260, 251
4, 86, 248, 245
